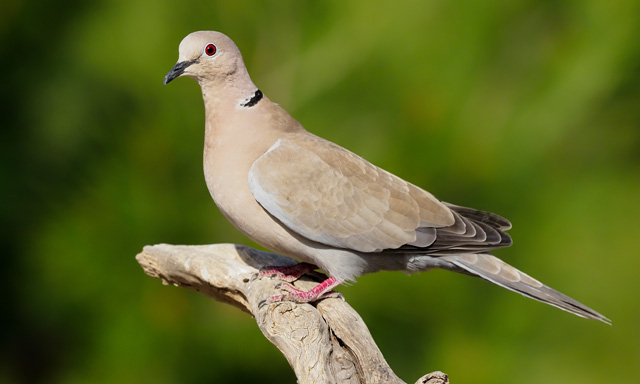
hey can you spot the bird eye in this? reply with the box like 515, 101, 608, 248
204, 43, 217, 57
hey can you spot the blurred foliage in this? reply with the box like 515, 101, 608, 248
2, 1, 639, 383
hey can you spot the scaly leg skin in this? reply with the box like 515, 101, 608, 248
259, 262, 318, 283
269, 276, 344, 303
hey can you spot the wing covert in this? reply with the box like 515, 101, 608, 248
248, 136, 454, 252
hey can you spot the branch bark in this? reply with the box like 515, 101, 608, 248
136, 243, 448, 384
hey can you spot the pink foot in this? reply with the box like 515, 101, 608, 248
269, 276, 343, 303
259, 262, 318, 283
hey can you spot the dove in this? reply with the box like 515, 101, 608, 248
163, 31, 609, 323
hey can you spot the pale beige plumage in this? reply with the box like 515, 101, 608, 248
249, 134, 455, 252
164, 31, 609, 323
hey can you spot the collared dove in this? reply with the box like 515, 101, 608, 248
163, 31, 609, 323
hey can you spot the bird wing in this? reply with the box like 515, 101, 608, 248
248, 135, 455, 253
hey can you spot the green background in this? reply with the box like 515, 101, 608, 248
2, 1, 638, 383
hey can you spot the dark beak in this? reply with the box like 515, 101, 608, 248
163, 59, 196, 85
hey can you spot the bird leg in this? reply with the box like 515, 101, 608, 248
270, 276, 344, 303
259, 262, 319, 282
258, 263, 343, 303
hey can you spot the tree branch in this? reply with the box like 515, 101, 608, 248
136, 243, 449, 384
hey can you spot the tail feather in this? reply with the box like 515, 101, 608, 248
440, 253, 611, 324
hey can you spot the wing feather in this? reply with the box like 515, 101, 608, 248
249, 136, 454, 252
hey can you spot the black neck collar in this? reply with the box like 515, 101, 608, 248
240, 89, 263, 107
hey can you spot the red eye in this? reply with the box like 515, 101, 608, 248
204, 43, 217, 56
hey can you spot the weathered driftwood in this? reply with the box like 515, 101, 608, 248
136, 243, 449, 384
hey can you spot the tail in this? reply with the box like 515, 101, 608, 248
440, 253, 611, 324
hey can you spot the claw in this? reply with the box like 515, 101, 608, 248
272, 276, 343, 303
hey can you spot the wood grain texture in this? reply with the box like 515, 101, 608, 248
136, 243, 448, 384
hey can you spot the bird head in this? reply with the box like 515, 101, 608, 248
164, 31, 246, 86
